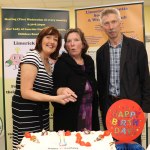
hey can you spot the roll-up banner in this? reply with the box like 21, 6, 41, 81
75, 2, 148, 149
2, 8, 69, 150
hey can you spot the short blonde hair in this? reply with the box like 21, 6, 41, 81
100, 7, 121, 24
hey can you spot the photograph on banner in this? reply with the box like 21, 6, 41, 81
2, 8, 69, 150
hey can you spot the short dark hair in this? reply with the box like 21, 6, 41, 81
35, 26, 62, 60
64, 28, 89, 55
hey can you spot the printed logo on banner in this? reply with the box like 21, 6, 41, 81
5, 47, 24, 70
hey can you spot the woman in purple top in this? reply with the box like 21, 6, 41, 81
52, 28, 100, 131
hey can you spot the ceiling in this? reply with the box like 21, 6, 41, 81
0, 0, 149, 9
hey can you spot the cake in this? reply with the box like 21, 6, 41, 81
18, 129, 116, 150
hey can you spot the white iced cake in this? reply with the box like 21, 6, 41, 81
18, 130, 116, 150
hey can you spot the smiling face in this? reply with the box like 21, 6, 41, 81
65, 32, 83, 58
101, 13, 121, 40
35, 26, 62, 59
41, 35, 58, 56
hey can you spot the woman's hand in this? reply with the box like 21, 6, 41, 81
57, 87, 77, 102
53, 94, 76, 105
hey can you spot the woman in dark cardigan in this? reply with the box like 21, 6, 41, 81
52, 28, 100, 131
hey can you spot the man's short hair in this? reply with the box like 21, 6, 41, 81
100, 7, 121, 24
